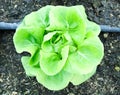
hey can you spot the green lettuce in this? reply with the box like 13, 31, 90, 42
13, 5, 104, 90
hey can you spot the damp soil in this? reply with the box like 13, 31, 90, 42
0, 0, 120, 95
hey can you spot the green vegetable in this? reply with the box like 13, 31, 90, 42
13, 5, 104, 90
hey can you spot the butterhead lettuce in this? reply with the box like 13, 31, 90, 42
13, 5, 104, 90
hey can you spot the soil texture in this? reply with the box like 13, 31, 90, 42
0, 0, 120, 95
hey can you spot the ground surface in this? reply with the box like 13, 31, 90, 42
0, 0, 120, 95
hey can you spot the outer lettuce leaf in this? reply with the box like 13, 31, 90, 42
21, 56, 40, 76
29, 48, 40, 66
13, 5, 53, 66
13, 5, 104, 91
22, 5, 53, 27
22, 56, 72, 90
13, 28, 40, 54
85, 20, 101, 37
70, 67, 96, 85
13, 6, 53, 53
65, 37, 103, 74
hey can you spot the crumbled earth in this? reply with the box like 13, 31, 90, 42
0, 0, 120, 95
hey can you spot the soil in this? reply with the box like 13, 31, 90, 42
0, 0, 120, 95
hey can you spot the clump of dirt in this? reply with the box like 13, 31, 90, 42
0, 0, 120, 95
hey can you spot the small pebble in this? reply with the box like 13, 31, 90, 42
110, 13, 113, 17
118, 56, 120, 60
0, 78, 3, 82
14, 5, 17, 8
110, 43, 114, 48
118, 15, 120, 18
0, 9, 4, 14
12, 91, 17, 95
108, 50, 111, 53
24, 90, 30, 94
68, 93, 75, 95
115, 66, 120, 72
103, 33, 109, 38
97, 77, 103, 81
0, 9, 4, 12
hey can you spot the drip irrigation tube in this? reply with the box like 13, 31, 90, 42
100, 25, 120, 32
0, 22, 120, 32
0, 22, 19, 30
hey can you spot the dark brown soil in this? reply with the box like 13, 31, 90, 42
0, 0, 120, 95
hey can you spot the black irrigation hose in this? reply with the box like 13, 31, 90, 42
100, 25, 120, 32
0, 22, 120, 32
0, 22, 19, 30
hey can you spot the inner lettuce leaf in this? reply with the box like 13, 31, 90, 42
13, 5, 104, 90
40, 46, 69, 76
